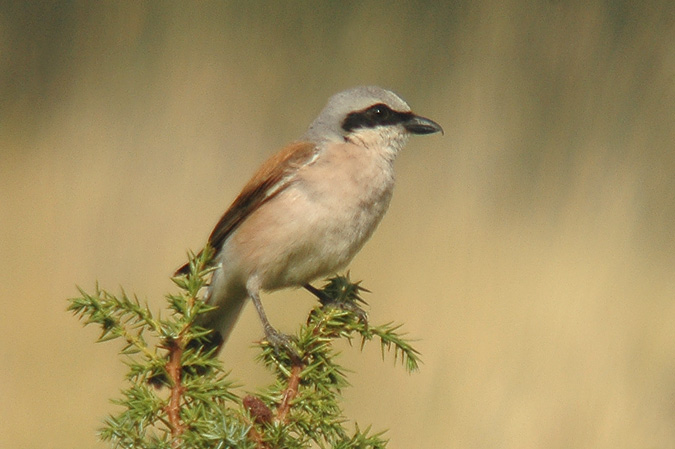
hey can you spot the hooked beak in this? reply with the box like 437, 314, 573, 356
403, 114, 444, 135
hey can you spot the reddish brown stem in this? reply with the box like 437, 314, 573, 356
247, 425, 269, 449
276, 364, 303, 423
164, 338, 186, 445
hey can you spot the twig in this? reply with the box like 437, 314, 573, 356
276, 363, 303, 423
164, 337, 186, 445
246, 420, 269, 449
247, 424, 269, 449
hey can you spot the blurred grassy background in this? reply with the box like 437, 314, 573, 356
2, 1, 675, 448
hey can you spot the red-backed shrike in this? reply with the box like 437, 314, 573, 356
176, 86, 442, 351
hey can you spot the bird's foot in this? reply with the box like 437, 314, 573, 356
332, 299, 368, 327
305, 280, 369, 327
318, 295, 369, 328
262, 325, 301, 362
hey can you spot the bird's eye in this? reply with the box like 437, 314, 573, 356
369, 104, 391, 121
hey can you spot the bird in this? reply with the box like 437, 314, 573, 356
175, 85, 443, 353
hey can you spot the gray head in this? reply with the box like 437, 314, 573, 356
303, 86, 443, 149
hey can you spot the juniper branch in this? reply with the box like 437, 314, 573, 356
69, 251, 421, 449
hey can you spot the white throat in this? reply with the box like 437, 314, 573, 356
346, 125, 410, 164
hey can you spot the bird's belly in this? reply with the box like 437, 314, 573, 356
226, 181, 393, 291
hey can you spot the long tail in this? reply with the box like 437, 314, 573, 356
175, 250, 249, 353
194, 269, 249, 353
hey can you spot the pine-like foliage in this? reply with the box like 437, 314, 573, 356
68, 247, 421, 449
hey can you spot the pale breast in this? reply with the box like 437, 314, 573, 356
229, 140, 396, 290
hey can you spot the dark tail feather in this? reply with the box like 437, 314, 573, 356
174, 250, 203, 276
174, 262, 190, 276
188, 330, 224, 355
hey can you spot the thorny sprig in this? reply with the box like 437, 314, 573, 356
69, 249, 421, 449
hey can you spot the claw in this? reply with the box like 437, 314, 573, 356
263, 325, 301, 362
318, 295, 369, 328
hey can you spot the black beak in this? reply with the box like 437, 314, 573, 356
403, 114, 444, 135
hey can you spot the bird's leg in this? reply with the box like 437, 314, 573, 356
249, 289, 298, 358
304, 283, 368, 326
